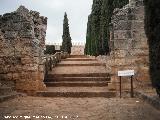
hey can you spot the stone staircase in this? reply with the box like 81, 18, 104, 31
0, 81, 22, 102
37, 55, 116, 98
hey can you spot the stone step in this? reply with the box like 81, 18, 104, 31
59, 61, 99, 64
37, 87, 116, 98
47, 73, 110, 78
44, 81, 110, 87
58, 61, 101, 65
0, 93, 22, 103
69, 55, 87, 58
37, 92, 116, 98
45, 77, 110, 82
50, 66, 109, 75
62, 58, 96, 61
0, 86, 14, 96
57, 63, 106, 67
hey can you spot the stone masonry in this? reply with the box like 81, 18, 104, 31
0, 6, 47, 94
108, 0, 151, 91
71, 45, 85, 55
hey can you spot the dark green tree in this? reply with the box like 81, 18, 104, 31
61, 12, 72, 54
85, 0, 102, 56
44, 45, 55, 55
85, 15, 92, 55
144, 0, 160, 97
85, 0, 129, 56
99, 0, 113, 55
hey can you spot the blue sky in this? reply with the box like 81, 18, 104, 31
0, 0, 92, 44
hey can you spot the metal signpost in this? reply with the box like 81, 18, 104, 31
118, 70, 134, 98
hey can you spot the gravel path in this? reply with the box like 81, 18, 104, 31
0, 96, 160, 120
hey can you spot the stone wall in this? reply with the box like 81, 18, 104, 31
0, 6, 47, 94
71, 45, 85, 55
108, 0, 151, 91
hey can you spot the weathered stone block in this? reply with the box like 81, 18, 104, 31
0, 74, 7, 80
6, 73, 13, 81
114, 58, 126, 66
16, 80, 38, 91
132, 21, 144, 30
16, 6, 30, 17
114, 21, 132, 30
22, 64, 39, 72
114, 30, 132, 40
128, 48, 149, 56
39, 65, 44, 72
12, 73, 20, 80
132, 30, 147, 41
21, 56, 33, 64
132, 40, 148, 49
22, 22, 33, 30
38, 72, 45, 81
0, 66, 10, 73
12, 14, 28, 23
20, 71, 32, 79
16, 80, 46, 91
114, 50, 126, 58
114, 39, 133, 49
134, 56, 149, 66
18, 30, 34, 38
33, 57, 39, 64
15, 65, 22, 72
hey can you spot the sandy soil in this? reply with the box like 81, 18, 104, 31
0, 96, 160, 120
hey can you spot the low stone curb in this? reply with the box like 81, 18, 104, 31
135, 91, 160, 110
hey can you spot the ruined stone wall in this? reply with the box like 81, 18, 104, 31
108, 0, 151, 91
0, 6, 47, 94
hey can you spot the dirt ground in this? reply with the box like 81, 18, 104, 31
0, 96, 160, 120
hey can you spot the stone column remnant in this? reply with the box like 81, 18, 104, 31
0, 6, 47, 94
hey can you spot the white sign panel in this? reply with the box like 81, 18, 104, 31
118, 70, 134, 77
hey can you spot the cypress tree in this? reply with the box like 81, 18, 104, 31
85, 0, 102, 56
85, 0, 129, 56
99, 0, 113, 55
144, 0, 160, 96
85, 15, 92, 55
61, 12, 72, 54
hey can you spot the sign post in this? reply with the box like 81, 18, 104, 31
118, 70, 135, 98
119, 76, 122, 98
131, 75, 134, 98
